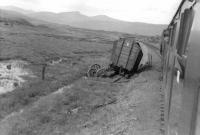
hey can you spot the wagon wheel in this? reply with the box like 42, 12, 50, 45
87, 68, 97, 77
96, 68, 107, 77
90, 64, 101, 70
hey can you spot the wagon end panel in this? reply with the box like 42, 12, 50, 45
111, 38, 124, 65
117, 38, 135, 69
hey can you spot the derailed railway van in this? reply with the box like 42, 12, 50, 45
87, 37, 151, 79
161, 0, 200, 135
111, 38, 143, 74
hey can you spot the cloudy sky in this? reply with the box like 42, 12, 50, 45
0, 0, 181, 24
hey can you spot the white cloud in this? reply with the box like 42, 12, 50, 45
0, 0, 181, 24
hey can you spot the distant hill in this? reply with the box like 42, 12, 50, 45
0, 6, 34, 14
28, 11, 166, 35
0, 6, 167, 35
0, 9, 33, 26
0, 9, 50, 26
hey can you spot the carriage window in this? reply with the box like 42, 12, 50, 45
163, 29, 170, 43
169, 23, 177, 47
176, 9, 194, 56
168, 27, 173, 45
166, 28, 172, 45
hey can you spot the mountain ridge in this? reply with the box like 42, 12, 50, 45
0, 6, 167, 35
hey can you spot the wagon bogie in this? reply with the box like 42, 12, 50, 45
87, 68, 97, 77
90, 64, 101, 70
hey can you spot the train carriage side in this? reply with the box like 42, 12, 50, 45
162, 0, 200, 135
182, 2, 200, 135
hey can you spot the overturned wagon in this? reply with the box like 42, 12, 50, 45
88, 37, 151, 78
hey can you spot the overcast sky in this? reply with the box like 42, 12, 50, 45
0, 0, 181, 24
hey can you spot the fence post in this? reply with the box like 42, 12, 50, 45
42, 63, 47, 80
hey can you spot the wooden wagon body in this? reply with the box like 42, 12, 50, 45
110, 37, 143, 73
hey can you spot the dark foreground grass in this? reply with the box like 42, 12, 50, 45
3, 79, 120, 135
